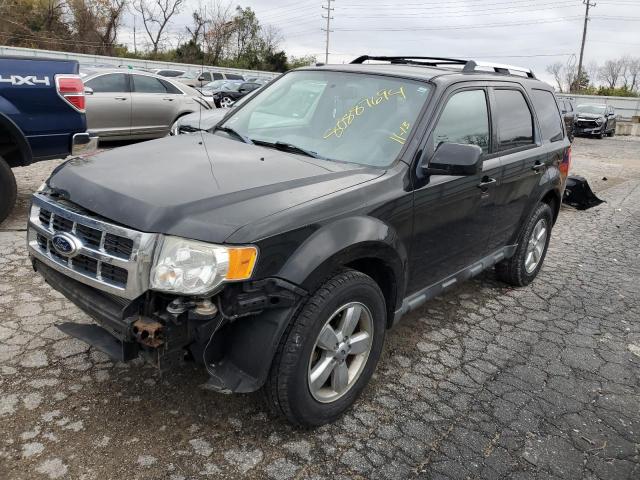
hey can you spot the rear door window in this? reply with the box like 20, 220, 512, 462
133, 75, 168, 94
86, 73, 128, 93
494, 89, 534, 151
432, 89, 490, 153
531, 89, 564, 142
160, 80, 183, 95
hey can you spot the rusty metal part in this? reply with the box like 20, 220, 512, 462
195, 299, 218, 316
132, 317, 164, 348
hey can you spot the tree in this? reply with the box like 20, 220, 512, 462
134, 0, 184, 57
68, 0, 128, 55
289, 55, 317, 69
598, 59, 625, 89
546, 62, 564, 92
186, 7, 207, 46
203, 1, 234, 65
621, 56, 640, 92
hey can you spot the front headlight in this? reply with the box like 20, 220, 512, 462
150, 236, 258, 295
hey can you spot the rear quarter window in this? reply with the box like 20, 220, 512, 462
531, 89, 564, 142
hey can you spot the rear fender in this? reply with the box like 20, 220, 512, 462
0, 112, 32, 167
510, 170, 562, 244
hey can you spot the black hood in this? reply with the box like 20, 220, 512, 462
48, 134, 382, 243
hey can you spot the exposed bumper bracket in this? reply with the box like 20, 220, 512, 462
56, 322, 139, 362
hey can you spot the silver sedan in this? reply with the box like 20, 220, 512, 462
81, 69, 211, 141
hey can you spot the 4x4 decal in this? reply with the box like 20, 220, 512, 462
0, 75, 51, 86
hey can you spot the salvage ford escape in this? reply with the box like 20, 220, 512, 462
27, 56, 571, 426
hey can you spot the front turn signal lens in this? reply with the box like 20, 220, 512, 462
227, 247, 258, 280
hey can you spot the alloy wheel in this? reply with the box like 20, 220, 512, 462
307, 302, 374, 403
220, 97, 234, 108
524, 218, 548, 274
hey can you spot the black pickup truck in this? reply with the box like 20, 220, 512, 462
27, 56, 570, 426
0, 56, 96, 223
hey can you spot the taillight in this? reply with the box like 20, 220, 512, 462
55, 75, 86, 112
560, 146, 571, 177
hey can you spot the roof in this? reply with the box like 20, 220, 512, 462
302, 56, 549, 88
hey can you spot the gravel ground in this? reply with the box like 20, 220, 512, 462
1, 136, 639, 480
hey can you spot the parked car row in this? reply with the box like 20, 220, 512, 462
81, 69, 211, 141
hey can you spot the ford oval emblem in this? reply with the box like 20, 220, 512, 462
51, 232, 82, 258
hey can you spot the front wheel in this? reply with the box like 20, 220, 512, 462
264, 269, 386, 427
495, 202, 553, 287
219, 96, 235, 108
0, 156, 17, 224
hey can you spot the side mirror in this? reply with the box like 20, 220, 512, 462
422, 143, 483, 176
239, 88, 248, 93
84, 87, 94, 95
197, 75, 205, 82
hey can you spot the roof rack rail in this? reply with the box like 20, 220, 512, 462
350, 55, 536, 79
350, 55, 467, 67
463, 60, 536, 78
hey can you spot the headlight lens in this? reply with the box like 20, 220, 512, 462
150, 236, 257, 295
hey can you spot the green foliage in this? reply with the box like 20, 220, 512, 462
594, 86, 639, 97
288, 55, 318, 69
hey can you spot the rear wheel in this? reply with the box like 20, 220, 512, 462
0, 155, 17, 224
264, 269, 386, 427
495, 202, 553, 287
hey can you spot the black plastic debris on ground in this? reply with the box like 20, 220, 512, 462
563, 175, 605, 210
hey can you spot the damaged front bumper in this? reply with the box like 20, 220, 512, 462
32, 258, 305, 393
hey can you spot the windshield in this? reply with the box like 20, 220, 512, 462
577, 104, 606, 115
220, 70, 432, 167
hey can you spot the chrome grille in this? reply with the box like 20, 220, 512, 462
28, 192, 157, 299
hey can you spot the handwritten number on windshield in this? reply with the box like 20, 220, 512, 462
323, 87, 407, 139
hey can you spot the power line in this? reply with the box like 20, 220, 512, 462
338, 2, 582, 20
333, 16, 584, 32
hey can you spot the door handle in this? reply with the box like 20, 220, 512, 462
532, 162, 546, 173
163, 97, 175, 101
114, 96, 127, 101
477, 177, 497, 189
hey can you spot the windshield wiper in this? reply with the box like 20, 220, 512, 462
252, 140, 327, 160
213, 125, 253, 144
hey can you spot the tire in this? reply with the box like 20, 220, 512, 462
495, 202, 553, 287
219, 96, 234, 108
264, 269, 386, 427
0, 156, 17, 224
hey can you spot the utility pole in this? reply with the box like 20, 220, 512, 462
322, 0, 334, 64
575, 0, 596, 92
133, 16, 137, 55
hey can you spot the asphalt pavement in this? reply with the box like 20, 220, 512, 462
1, 136, 639, 479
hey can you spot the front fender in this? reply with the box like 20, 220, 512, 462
277, 215, 408, 306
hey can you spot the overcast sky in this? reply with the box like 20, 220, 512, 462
120, 0, 640, 85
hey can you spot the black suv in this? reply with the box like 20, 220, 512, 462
27, 56, 571, 426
